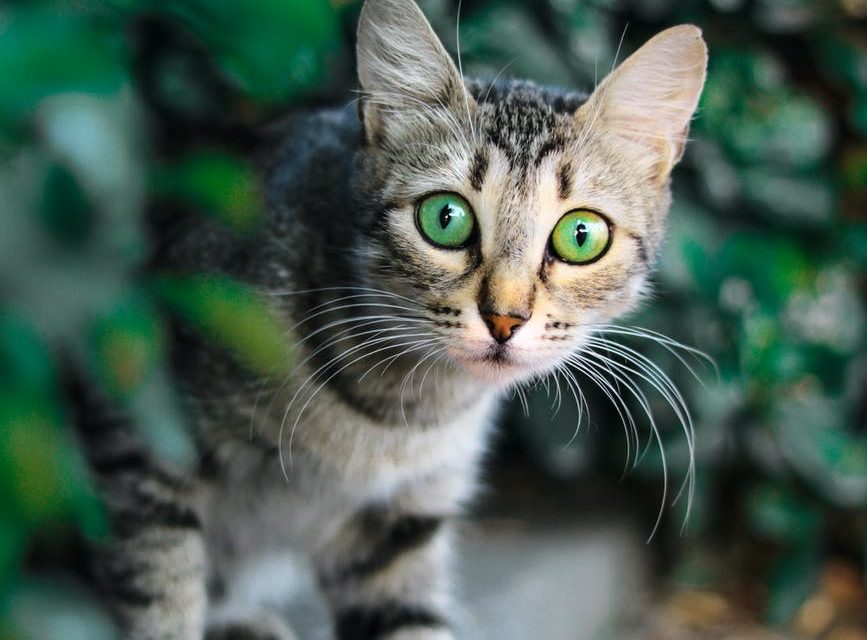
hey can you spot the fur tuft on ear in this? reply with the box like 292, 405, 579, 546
578, 25, 708, 182
356, 0, 473, 142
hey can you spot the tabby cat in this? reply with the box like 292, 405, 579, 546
82, 0, 707, 638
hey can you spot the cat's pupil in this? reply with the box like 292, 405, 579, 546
438, 205, 452, 229
575, 223, 588, 247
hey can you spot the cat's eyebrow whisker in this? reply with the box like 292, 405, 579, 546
455, 0, 476, 144
481, 59, 517, 105
576, 25, 629, 152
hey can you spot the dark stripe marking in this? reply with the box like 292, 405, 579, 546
325, 515, 443, 585
557, 161, 573, 200
534, 136, 564, 167
624, 229, 649, 265
336, 602, 446, 640
114, 500, 202, 538
469, 148, 488, 192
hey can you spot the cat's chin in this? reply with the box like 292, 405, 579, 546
450, 351, 540, 388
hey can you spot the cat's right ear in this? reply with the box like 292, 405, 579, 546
577, 25, 707, 184
356, 0, 472, 144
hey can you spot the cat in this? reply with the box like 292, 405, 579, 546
80, 0, 707, 638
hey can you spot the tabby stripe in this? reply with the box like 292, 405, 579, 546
625, 229, 649, 265
469, 148, 488, 192
557, 160, 573, 200
324, 515, 443, 585
336, 602, 446, 640
114, 500, 202, 538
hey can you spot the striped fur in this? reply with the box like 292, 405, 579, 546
82, 1, 706, 638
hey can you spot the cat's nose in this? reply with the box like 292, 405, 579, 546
481, 313, 527, 344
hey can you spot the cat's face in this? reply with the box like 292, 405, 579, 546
354, 0, 706, 386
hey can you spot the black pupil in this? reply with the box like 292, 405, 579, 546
575, 222, 588, 247
438, 204, 453, 229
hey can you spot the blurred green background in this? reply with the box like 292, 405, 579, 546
0, 0, 864, 637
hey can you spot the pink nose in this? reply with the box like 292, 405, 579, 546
482, 314, 526, 344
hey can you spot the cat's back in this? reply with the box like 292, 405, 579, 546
262, 104, 360, 226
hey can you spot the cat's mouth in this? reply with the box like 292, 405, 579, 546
450, 345, 534, 385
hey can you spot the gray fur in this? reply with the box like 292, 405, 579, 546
82, 1, 706, 638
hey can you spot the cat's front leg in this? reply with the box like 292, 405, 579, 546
81, 400, 208, 640
89, 460, 208, 640
314, 489, 461, 640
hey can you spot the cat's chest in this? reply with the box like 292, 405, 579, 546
206, 387, 498, 554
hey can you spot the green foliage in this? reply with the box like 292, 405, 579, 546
0, 0, 341, 635
1, 0, 864, 633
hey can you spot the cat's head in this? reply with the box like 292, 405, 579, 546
353, 0, 707, 387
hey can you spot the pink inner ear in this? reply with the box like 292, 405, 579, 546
579, 26, 707, 178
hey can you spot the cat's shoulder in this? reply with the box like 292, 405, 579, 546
262, 104, 360, 162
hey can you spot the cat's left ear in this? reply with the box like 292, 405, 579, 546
578, 25, 707, 183
356, 0, 473, 143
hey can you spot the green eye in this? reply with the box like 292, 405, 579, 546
550, 209, 611, 264
416, 192, 475, 249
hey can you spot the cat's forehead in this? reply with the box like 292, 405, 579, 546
469, 80, 588, 177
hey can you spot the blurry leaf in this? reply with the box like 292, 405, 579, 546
0, 518, 26, 597
151, 273, 294, 377
90, 297, 194, 467
0, 392, 99, 531
840, 146, 867, 190
162, 0, 342, 102
839, 222, 867, 269
153, 152, 263, 233
766, 545, 821, 625
35, 91, 148, 262
39, 163, 96, 246
774, 385, 867, 507
714, 233, 812, 309
5, 578, 118, 640
814, 30, 867, 92
739, 168, 837, 227
850, 92, 867, 138
90, 294, 164, 399
701, 49, 833, 170
462, 3, 576, 85
126, 366, 196, 468
747, 483, 822, 543
0, 7, 125, 129
657, 197, 723, 294
0, 313, 57, 393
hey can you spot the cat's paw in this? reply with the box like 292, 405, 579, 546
205, 611, 297, 640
